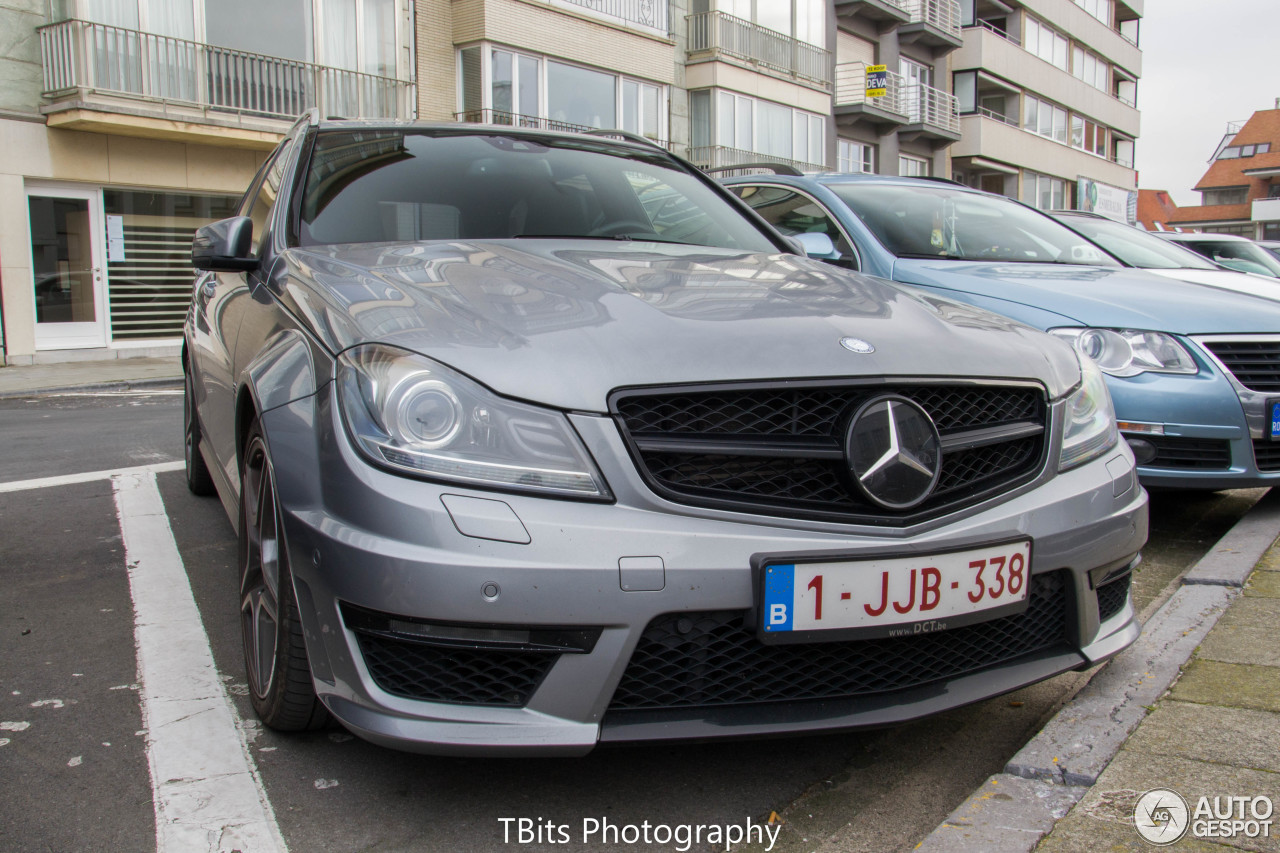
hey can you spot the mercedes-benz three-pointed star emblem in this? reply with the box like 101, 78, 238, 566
845, 395, 942, 509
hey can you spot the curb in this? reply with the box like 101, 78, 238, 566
0, 376, 183, 400
914, 489, 1280, 853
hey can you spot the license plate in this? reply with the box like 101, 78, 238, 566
1271, 400, 1280, 440
760, 539, 1032, 643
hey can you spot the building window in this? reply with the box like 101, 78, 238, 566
1218, 143, 1271, 159
1022, 171, 1066, 210
954, 71, 977, 113
1071, 46, 1109, 91
1201, 188, 1249, 206
458, 45, 666, 141
900, 154, 929, 177
1070, 114, 1108, 157
699, 0, 825, 46
1072, 0, 1111, 24
1025, 17, 1069, 71
690, 89, 825, 166
838, 140, 874, 173
1025, 95, 1068, 144
1203, 224, 1255, 236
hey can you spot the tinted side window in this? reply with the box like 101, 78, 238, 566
730, 185, 858, 268
244, 137, 295, 256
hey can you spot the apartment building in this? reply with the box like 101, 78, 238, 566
949, 0, 1141, 219
833, 0, 963, 178
0, 0, 416, 364
1166, 108, 1280, 239
0, 0, 1145, 364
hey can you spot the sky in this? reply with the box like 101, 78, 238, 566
1136, 0, 1280, 204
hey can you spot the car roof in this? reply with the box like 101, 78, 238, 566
719, 171, 980, 192
293, 111, 670, 157
1155, 232, 1252, 242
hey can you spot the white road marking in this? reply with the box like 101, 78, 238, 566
113, 470, 287, 853
0, 461, 182, 494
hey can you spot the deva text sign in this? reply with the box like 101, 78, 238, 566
866, 65, 888, 98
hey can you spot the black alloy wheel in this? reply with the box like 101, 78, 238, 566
239, 422, 328, 731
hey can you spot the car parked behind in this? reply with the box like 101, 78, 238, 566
183, 115, 1146, 755
1156, 232, 1280, 279
719, 170, 1280, 489
1049, 211, 1279, 296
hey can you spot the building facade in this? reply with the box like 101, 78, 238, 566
0, 0, 1143, 364
1166, 108, 1280, 239
949, 0, 1140, 219
0, 0, 416, 364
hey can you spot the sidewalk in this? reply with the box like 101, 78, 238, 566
1035, 537, 1280, 852
919, 489, 1280, 852
0, 355, 182, 398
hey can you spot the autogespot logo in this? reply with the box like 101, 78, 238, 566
1134, 789, 1190, 845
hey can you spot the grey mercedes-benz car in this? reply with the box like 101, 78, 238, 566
184, 113, 1147, 755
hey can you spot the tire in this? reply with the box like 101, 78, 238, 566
183, 367, 216, 497
239, 421, 329, 731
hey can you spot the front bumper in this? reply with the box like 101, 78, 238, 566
1106, 359, 1280, 490
261, 384, 1147, 756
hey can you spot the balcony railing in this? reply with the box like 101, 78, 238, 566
964, 18, 1021, 45
39, 19, 414, 122
835, 62, 907, 117
974, 105, 1018, 126
689, 145, 826, 175
455, 108, 672, 149
687, 11, 832, 89
903, 82, 960, 133
904, 0, 962, 37
556, 0, 667, 32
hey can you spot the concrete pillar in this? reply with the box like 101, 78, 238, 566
0, 172, 34, 361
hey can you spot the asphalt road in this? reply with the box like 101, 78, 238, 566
0, 392, 1263, 853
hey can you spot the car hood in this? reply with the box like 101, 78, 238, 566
275, 241, 1083, 411
891, 258, 1280, 334
1142, 267, 1280, 298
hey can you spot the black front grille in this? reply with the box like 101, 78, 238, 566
607, 571, 1070, 712
1139, 435, 1232, 470
1096, 573, 1131, 622
1254, 439, 1280, 472
1203, 339, 1280, 392
613, 382, 1047, 525
354, 633, 558, 707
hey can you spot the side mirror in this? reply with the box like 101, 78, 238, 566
192, 216, 257, 272
791, 231, 839, 259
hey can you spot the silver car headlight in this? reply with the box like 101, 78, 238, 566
1049, 328, 1198, 377
1059, 356, 1119, 471
337, 344, 611, 499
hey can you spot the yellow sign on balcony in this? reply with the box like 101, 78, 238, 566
866, 65, 888, 99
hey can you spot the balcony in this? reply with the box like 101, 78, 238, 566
686, 11, 832, 90
1253, 197, 1280, 223
834, 62, 908, 126
834, 62, 959, 140
689, 145, 826, 175
899, 0, 963, 50
834, 0, 911, 24
554, 0, 667, 33
38, 19, 414, 146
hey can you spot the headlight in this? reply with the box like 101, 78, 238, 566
1059, 356, 1119, 471
337, 344, 611, 499
1049, 328, 1198, 377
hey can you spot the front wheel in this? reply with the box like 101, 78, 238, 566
239, 422, 328, 731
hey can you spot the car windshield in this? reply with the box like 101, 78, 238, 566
826, 183, 1119, 266
1055, 216, 1219, 270
296, 129, 777, 252
1176, 238, 1280, 278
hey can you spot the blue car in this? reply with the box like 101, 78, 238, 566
719, 171, 1280, 489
